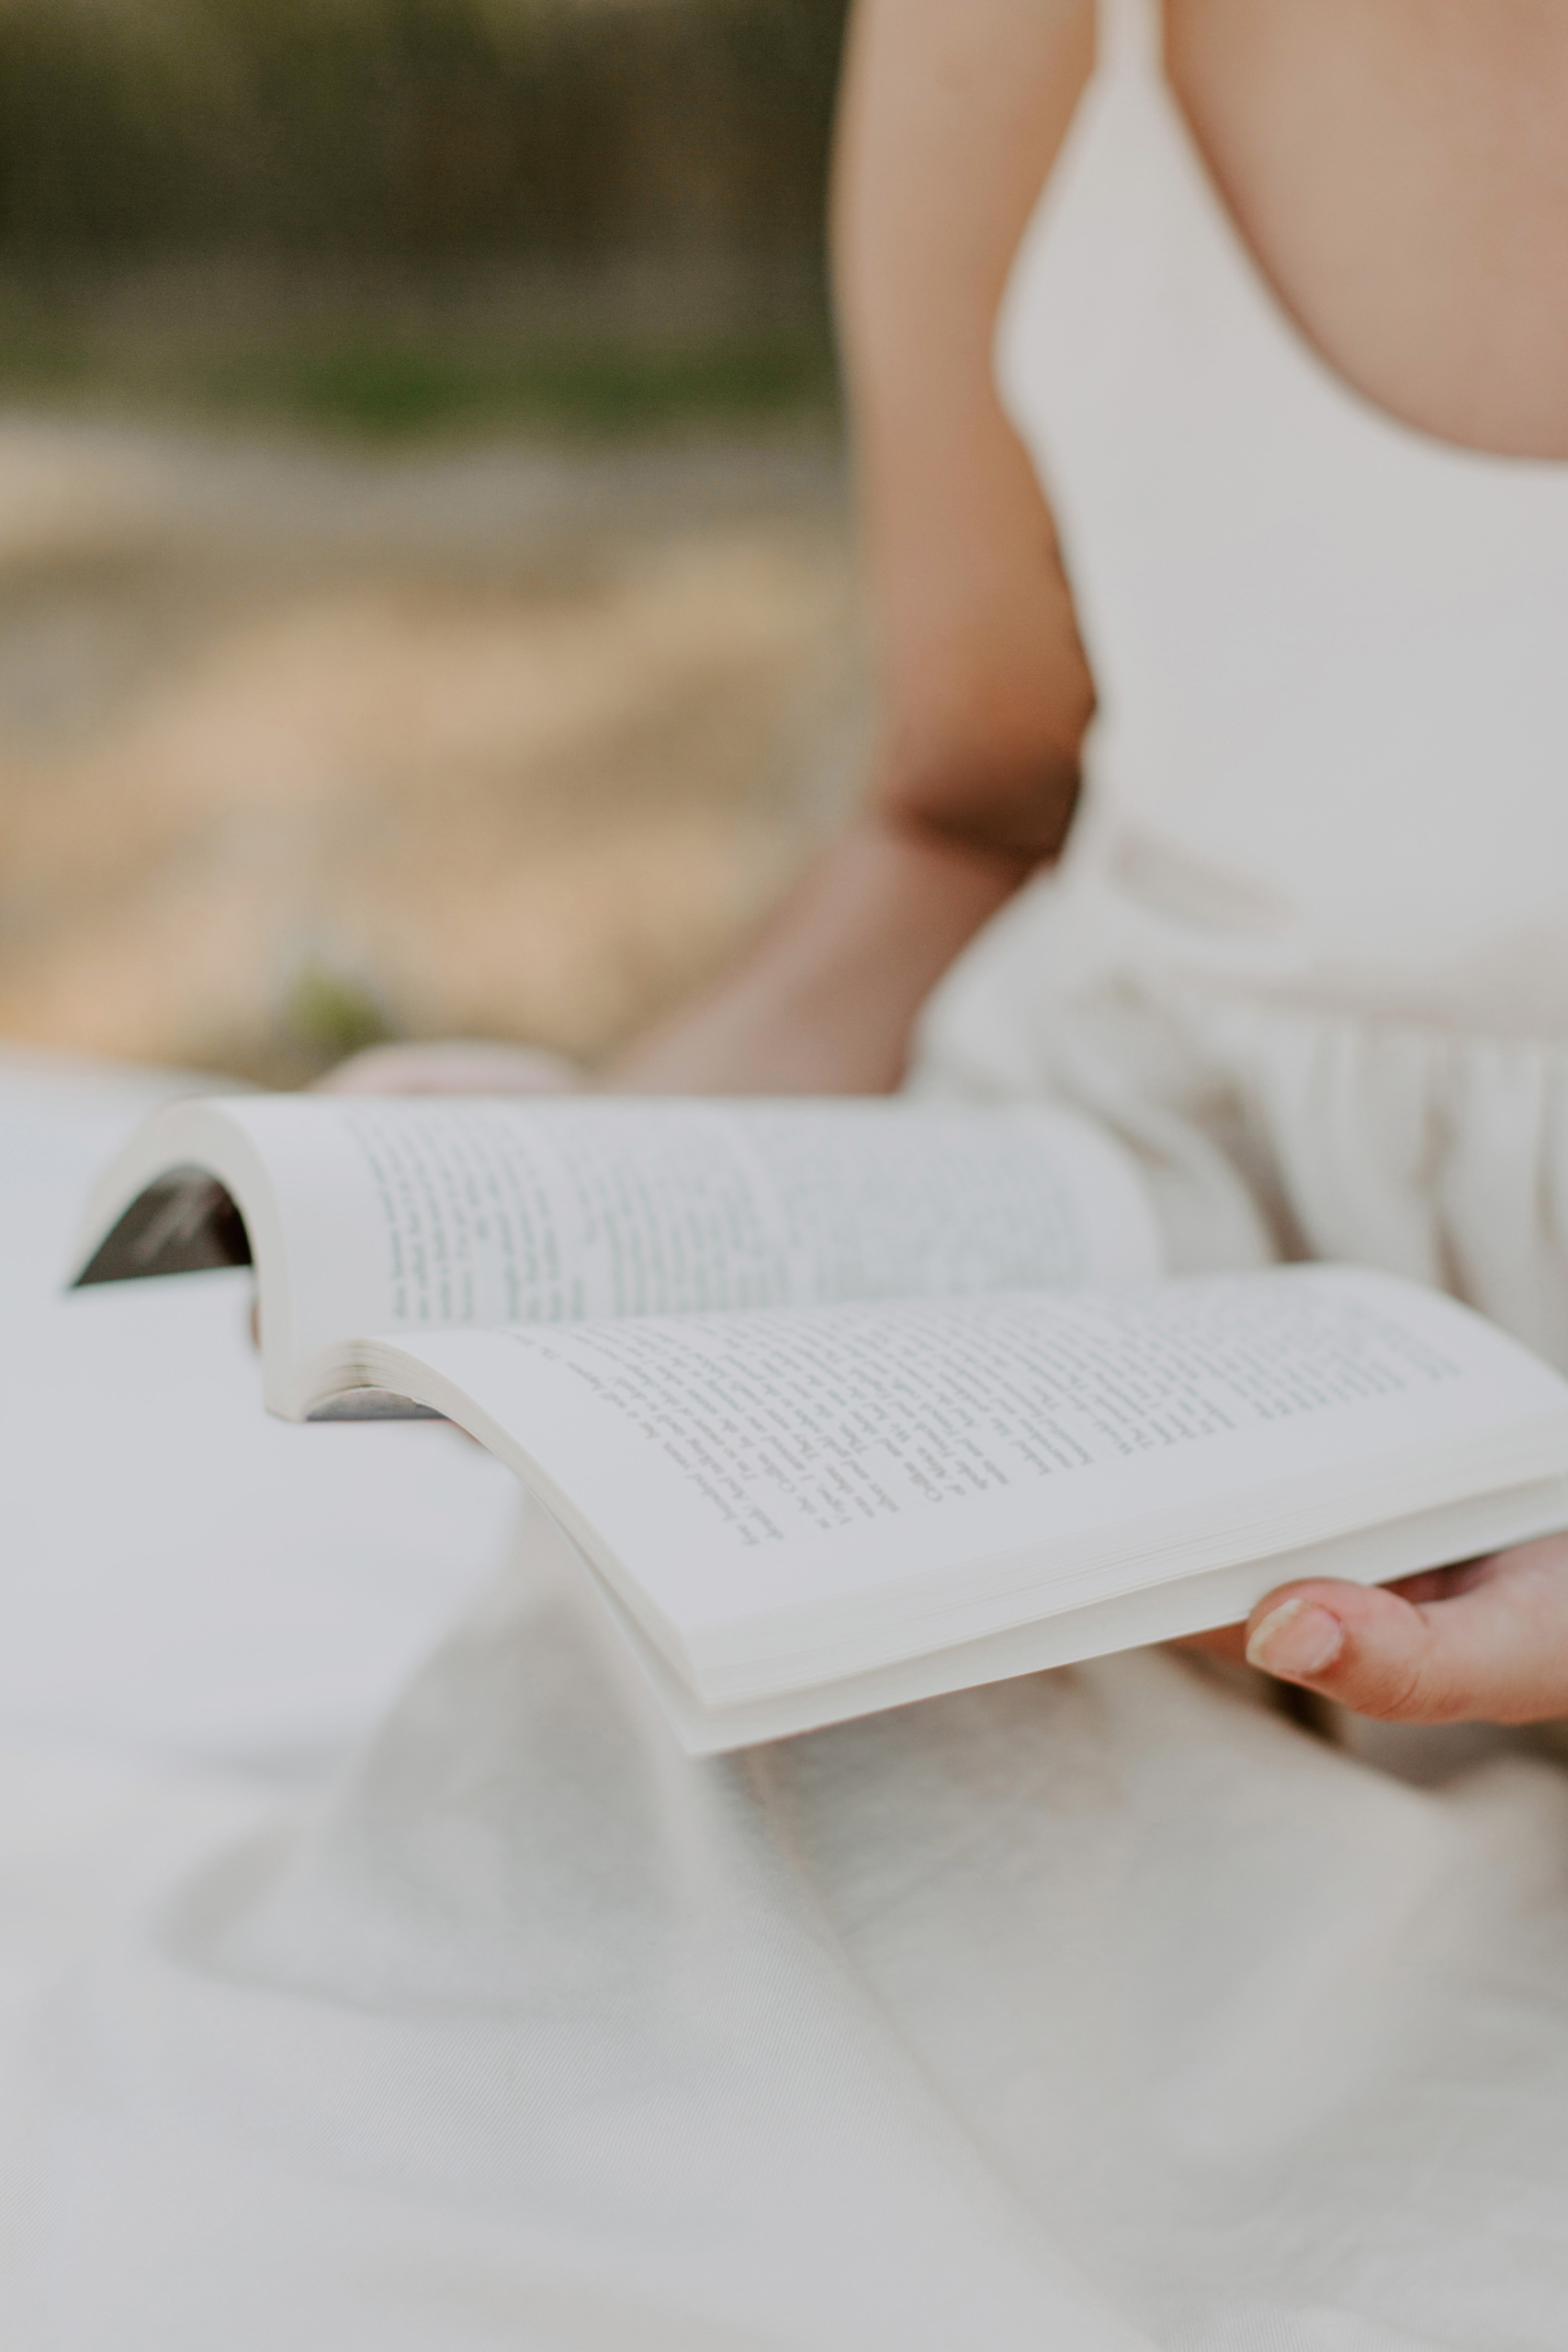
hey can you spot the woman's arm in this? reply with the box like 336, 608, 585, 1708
606, 0, 1096, 1093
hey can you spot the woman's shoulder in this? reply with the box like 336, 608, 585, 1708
1165, 0, 1568, 462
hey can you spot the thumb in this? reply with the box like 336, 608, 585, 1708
1243, 1539, 1568, 1725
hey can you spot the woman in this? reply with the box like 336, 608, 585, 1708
351, 0, 1568, 1731
18, 6, 1568, 2343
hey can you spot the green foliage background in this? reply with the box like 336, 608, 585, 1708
0, 0, 849, 266
0, 3, 862, 1080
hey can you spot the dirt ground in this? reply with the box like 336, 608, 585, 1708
0, 411, 863, 1085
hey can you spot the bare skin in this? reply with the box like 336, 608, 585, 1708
332, 0, 1568, 1728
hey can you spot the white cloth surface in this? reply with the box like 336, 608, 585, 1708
8, 1, 1568, 2340
0, 1049, 513, 1768
0, 1047, 514, 2156
7, 1489, 1568, 2352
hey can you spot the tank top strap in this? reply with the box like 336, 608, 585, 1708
1096, 0, 1163, 78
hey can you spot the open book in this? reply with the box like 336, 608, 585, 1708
73, 1093, 1568, 1750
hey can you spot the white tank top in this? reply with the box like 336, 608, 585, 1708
996, 0, 1568, 1035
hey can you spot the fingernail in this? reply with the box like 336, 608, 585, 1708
1247, 1597, 1345, 1680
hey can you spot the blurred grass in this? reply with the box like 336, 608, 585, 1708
0, 311, 94, 392
280, 954, 396, 1060
0, 293, 839, 440
237, 339, 837, 438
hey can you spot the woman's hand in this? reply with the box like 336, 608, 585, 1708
314, 1040, 585, 1097
1200, 1536, 1568, 1724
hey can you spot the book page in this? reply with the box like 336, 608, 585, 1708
168, 1092, 1157, 1396
364, 1266, 1568, 1698
596, 1468, 1568, 1751
325, 1096, 1156, 1321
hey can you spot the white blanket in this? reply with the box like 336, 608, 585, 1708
3, 1053, 1567, 2349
